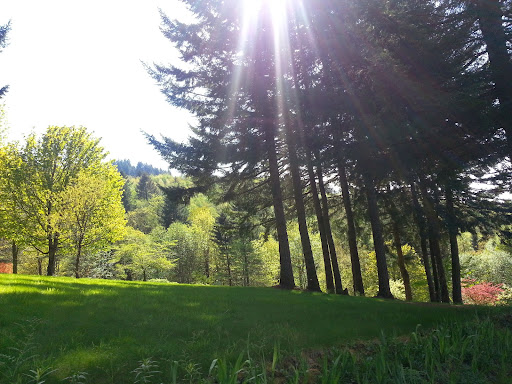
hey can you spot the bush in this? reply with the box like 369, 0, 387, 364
462, 279, 504, 305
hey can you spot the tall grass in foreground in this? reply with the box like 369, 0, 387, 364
1, 315, 511, 383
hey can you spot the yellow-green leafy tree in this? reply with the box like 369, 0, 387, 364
1, 126, 108, 275
57, 164, 127, 278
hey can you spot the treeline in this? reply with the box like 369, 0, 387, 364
144, 0, 512, 303
114, 159, 168, 176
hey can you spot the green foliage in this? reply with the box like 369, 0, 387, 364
115, 227, 175, 281
0, 127, 125, 274
460, 235, 512, 286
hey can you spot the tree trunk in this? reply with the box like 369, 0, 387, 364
338, 162, 365, 295
446, 185, 462, 304
428, 225, 441, 302
418, 178, 450, 303
47, 235, 58, 276
244, 252, 250, 286
226, 253, 233, 286
11, 241, 18, 274
284, 123, 321, 292
204, 247, 210, 279
305, 149, 335, 293
315, 155, 345, 294
392, 222, 413, 301
362, 172, 393, 299
75, 241, 82, 278
265, 127, 295, 289
410, 182, 436, 302
474, 0, 512, 156
38, 257, 42, 276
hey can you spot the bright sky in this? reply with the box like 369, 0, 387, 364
0, 0, 194, 169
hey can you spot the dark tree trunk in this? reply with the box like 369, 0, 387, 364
204, 248, 210, 279
474, 0, 512, 156
243, 252, 250, 287
38, 257, 42, 276
428, 226, 441, 302
392, 222, 413, 301
418, 178, 450, 303
47, 235, 58, 276
306, 149, 335, 293
338, 162, 365, 295
265, 128, 295, 289
410, 182, 436, 302
284, 123, 321, 292
315, 154, 345, 294
11, 241, 18, 274
75, 241, 82, 279
226, 253, 233, 286
446, 185, 462, 304
362, 172, 393, 299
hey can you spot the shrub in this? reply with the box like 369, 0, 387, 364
462, 279, 504, 305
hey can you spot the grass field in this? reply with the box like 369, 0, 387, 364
0, 274, 511, 383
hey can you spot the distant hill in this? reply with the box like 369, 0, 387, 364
114, 159, 168, 176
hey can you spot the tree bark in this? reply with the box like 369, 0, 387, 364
47, 235, 58, 276
362, 172, 393, 299
446, 185, 462, 304
428, 225, 441, 302
338, 162, 365, 295
75, 240, 82, 278
418, 178, 450, 303
226, 253, 233, 286
410, 182, 436, 302
284, 123, 321, 292
392, 222, 413, 301
474, 0, 512, 156
11, 241, 18, 274
315, 155, 345, 294
305, 149, 335, 293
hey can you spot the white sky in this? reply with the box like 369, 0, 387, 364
0, 0, 194, 169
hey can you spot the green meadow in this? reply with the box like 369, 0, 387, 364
1, 275, 511, 383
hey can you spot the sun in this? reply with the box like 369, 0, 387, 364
241, 0, 288, 26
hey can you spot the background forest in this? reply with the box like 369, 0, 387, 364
1, 0, 512, 307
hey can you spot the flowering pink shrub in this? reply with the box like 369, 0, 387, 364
462, 278, 504, 306
0, 262, 13, 274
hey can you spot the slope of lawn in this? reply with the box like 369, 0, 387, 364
0, 274, 510, 383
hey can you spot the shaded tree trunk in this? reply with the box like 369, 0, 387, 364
75, 243, 82, 278
47, 235, 58, 276
392, 222, 413, 301
362, 172, 393, 299
446, 185, 462, 304
315, 154, 345, 294
428, 225, 441, 302
265, 129, 295, 289
284, 123, 321, 292
338, 162, 365, 295
418, 178, 450, 303
11, 241, 18, 274
305, 148, 335, 293
410, 182, 436, 302
38, 257, 42, 276
243, 252, 250, 286
226, 253, 233, 286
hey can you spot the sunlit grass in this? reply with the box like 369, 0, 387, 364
0, 274, 510, 383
